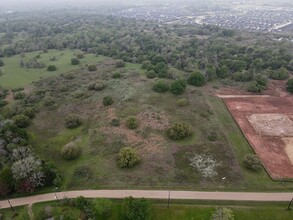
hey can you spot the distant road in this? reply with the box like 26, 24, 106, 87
1, 190, 292, 209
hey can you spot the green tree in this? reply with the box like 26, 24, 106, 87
187, 72, 205, 86
153, 80, 169, 93
65, 114, 81, 129
286, 79, 293, 93
71, 58, 80, 65
243, 154, 262, 171
12, 114, 30, 128
170, 79, 186, 95
118, 147, 140, 168
61, 143, 81, 160
47, 65, 57, 71
212, 208, 234, 220
167, 121, 192, 140
95, 198, 112, 217
121, 197, 151, 220
103, 96, 114, 106
126, 116, 139, 129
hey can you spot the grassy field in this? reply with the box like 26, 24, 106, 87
1, 200, 292, 220
0, 49, 106, 89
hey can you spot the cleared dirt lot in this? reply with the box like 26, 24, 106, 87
221, 96, 293, 179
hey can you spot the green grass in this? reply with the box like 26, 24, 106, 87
1, 200, 292, 220
0, 49, 106, 89
205, 94, 293, 190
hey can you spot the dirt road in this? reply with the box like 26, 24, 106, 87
1, 190, 292, 209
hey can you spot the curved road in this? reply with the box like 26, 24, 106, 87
1, 190, 292, 209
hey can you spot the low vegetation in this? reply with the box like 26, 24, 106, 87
118, 147, 140, 168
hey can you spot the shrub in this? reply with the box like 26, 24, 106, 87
170, 79, 186, 95
167, 121, 192, 140
126, 116, 139, 129
146, 70, 156, 79
65, 114, 81, 129
269, 68, 289, 80
76, 53, 84, 59
0, 100, 8, 108
121, 197, 151, 220
287, 79, 293, 93
95, 198, 112, 217
112, 72, 121, 78
47, 65, 57, 71
110, 118, 120, 126
12, 114, 30, 128
88, 64, 97, 71
116, 60, 125, 68
246, 81, 265, 93
187, 72, 205, 86
103, 96, 114, 106
71, 58, 80, 65
22, 107, 35, 118
153, 80, 169, 93
43, 96, 55, 106
61, 143, 81, 160
0, 59, 4, 66
118, 147, 140, 168
13, 92, 26, 100
243, 154, 262, 171
177, 98, 189, 107
88, 81, 105, 91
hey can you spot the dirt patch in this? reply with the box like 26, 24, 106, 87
283, 138, 293, 165
222, 96, 293, 179
137, 111, 169, 131
248, 114, 293, 137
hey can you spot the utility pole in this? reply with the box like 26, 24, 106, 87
7, 198, 14, 212
287, 198, 293, 210
167, 189, 170, 208
53, 187, 59, 204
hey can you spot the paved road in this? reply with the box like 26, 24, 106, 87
1, 190, 292, 209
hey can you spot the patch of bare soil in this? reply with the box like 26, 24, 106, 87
4, 90, 14, 103
137, 111, 169, 130
264, 80, 290, 97
248, 114, 293, 137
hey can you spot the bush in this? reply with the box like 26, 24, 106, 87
118, 147, 140, 168
88, 64, 97, 71
146, 70, 156, 79
246, 81, 265, 93
61, 143, 81, 160
243, 154, 262, 171
153, 80, 169, 93
167, 121, 192, 140
110, 118, 120, 126
177, 98, 189, 107
121, 197, 151, 220
22, 107, 35, 118
116, 60, 125, 68
269, 68, 289, 80
126, 116, 139, 129
13, 92, 26, 100
170, 79, 186, 95
0, 59, 4, 66
65, 114, 81, 129
112, 72, 121, 78
71, 58, 80, 65
187, 72, 205, 86
287, 79, 293, 93
0, 100, 8, 108
47, 65, 57, 71
88, 81, 105, 91
12, 114, 30, 128
95, 198, 112, 217
103, 96, 114, 106
76, 53, 84, 59
43, 96, 55, 106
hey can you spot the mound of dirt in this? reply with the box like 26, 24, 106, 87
248, 114, 293, 137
